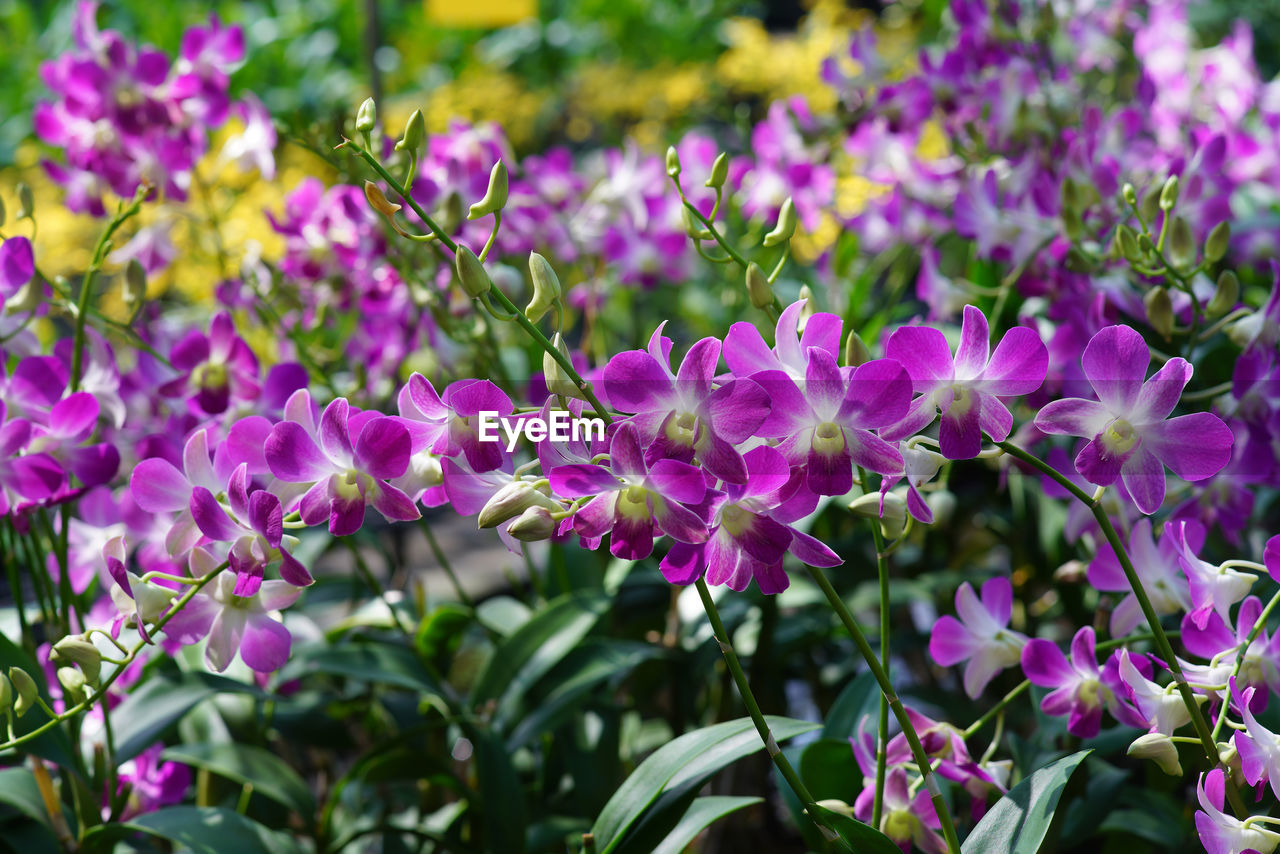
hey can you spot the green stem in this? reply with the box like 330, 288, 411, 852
1212, 588, 1280, 741
417, 517, 475, 608
804, 565, 962, 854
963, 681, 1030, 739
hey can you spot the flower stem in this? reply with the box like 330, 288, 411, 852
804, 565, 962, 854
1211, 587, 1280, 741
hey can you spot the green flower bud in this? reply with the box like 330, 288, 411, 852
682, 207, 711, 240
0, 672, 11, 711
745, 262, 773, 310
454, 246, 492, 299
1113, 224, 1141, 263
849, 491, 906, 539
9, 668, 38, 717
665, 146, 681, 178
364, 181, 402, 219
797, 286, 816, 329
1144, 287, 1174, 340
1159, 174, 1179, 211
395, 109, 425, 156
1061, 208, 1083, 243
1137, 232, 1154, 254
123, 259, 147, 308
507, 506, 557, 542
525, 252, 562, 323
762, 197, 797, 247
1207, 270, 1239, 318
440, 192, 464, 233
57, 667, 87, 705
477, 481, 560, 529
355, 98, 377, 134
468, 160, 509, 220
16, 183, 33, 220
1139, 187, 1161, 225
52, 636, 102, 685
705, 152, 729, 189
1204, 221, 1230, 263
544, 333, 584, 401
1127, 733, 1181, 776
1166, 215, 1195, 270
1066, 246, 1096, 273
1121, 183, 1138, 207
843, 330, 869, 367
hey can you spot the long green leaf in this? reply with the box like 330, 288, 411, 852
111, 672, 260, 762
648, 796, 762, 854
161, 743, 315, 816
961, 750, 1092, 854
81, 806, 302, 854
811, 805, 902, 854
281, 640, 441, 695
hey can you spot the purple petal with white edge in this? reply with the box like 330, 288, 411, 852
723, 321, 779, 377
1131, 357, 1193, 425
0, 236, 35, 294
694, 430, 747, 485
266, 421, 333, 483
1034, 397, 1112, 438
208, 312, 236, 362
163, 595, 218, 645
249, 491, 283, 547
982, 576, 1013, 625
939, 400, 982, 460
608, 422, 647, 478
704, 378, 770, 443
572, 493, 617, 539
298, 479, 332, 527
880, 395, 940, 443
328, 493, 366, 537
224, 415, 272, 474
964, 655, 1005, 700
279, 550, 314, 587
807, 444, 853, 496
799, 312, 843, 360
929, 616, 976, 666
1073, 438, 1123, 487
604, 350, 672, 413
1020, 638, 1075, 687
649, 459, 709, 504
190, 487, 242, 542
550, 463, 620, 498
750, 371, 811, 438
355, 417, 412, 480
653, 497, 711, 544
1082, 325, 1149, 414
319, 398, 353, 463
610, 512, 656, 560
448, 379, 514, 418
371, 481, 422, 522
183, 429, 219, 492
240, 614, 291, 673
205, 609, 246, 672
660, 542, 704, 585
977, 394, 1014, 444
771, 301, 807, 371
131, 458, 191, 512
675, 337, 721, 402
847, 429, 905, 478
1119, 445, 1167, 515
789, 529, 842, 567
402, 373, 449, 421
805, 348, 847, 417
885, 325, 954, 392
1143, 412, 1233, 482
838, 359, 911, 429
954, 305, 991, 379
1069, 626, 1097, 673
48, 392, 98, 441
982, 326, 1048, 396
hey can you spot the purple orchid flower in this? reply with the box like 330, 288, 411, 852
113, 743, 190, 820
754, 350, 911, 495
877, 766, 948, 854
1088, 517, 1192, 637
722, 298, 843, 383
1035, 324, 1234, 514
160, 311, 260, 415
1115, 649, 1194, 736
603, 329, 769, 484
550, 422, 713, 561
1169, 519, 1255, 631
1182, 595, 1280, 714
1020, 626, 1145, 737
1235, 681, 1280, 802
131, 428, 229, 555
659, 445, 840, 594
265, 395, 420, 536
0, 236, 35, 306
25, 391, 120, 492
0, 402, 65, 514
883, 305, 1048, 459
1195, 769, 1280, 854
398, 374, 513, 474
929, 576, 1028, 698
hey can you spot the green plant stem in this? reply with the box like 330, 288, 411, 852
859, 466, 891, 832
694, 579, 837, 842
963, 680, 1030, 739
804, 565, 962, 854
1212, 587, 1280, 741
417, 517, 475, 608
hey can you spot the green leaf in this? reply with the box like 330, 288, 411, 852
467, 725, 527, 854
281, 640, 441, 695
591, 716, 819, 853
799, 738, 860, 802
811, 805, 902, 854
81, 806, 302, 854
111, 672, 258, 762
0, 768, 50, 826
648, 796, 762, 854
823, 671, 879, 738
471, 590, 609, 726
160, 743, 316, 816
962, 750, 1092, 854
414, 603, 472, 659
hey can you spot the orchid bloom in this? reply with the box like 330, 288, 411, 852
1195, 769, 1280, 854
929, 577, 1027, 698
1020, 626, 1143, 737
1088, 517, 1192, 636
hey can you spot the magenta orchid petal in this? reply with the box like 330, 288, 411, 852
1081, 325, 1149, 412
266, 421, 332, 483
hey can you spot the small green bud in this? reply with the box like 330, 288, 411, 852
478, 481, 560, 529
468, 160, 509, 220
1064, 246, 1093, 273
355, 98, 377, 134
507, 506, 557, 542
0, 672, 11, 711
762, 197, 797, 247
849, 491, 906, 539
1204, 221, 1230, 264
682, 207, 711, 240
454, 246, 492, 299
665, 146, 681, 178
544, 333, 585, 401
1061, 208, 1083, 243
52, 636, 102, 685
745, 262, 773, 310
1127, 733, 1181, 777
1114, 224, 1141, 263
1208, 270, 1239, 318
525, 252, 562, 323
1121, 183, 1138, 207
1167, 216, 1195, 270
1159, 174, 1179, 211
57, 667, 87, 705
1144, 287, 1174, 340
9, 668, 38, 717
843, 330, 870, 367
440, 192, 465, 233
123, 259, 147, 308
16, 183, 33, 220
364, 180, 402, 219
1137, 232, 1154, 254
395, 109, 425, 155
797, 286, 816, 330
705, 152, 729, 189
1139, 187, 1161, 225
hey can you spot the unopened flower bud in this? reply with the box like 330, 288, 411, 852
454, 246, 492, 299
665, 146, 681, 178
0, 672, 11, 711
1144, 287, 1174, 340
364, 181, 402, 218
705, 153, 729, 189
682, 207, 711, 240
525, 252, 562, 323
440, 192, 465, 233
1113, 224, 1140, 263
797, 286, 815, 330
1127, 733, 1181, 776
1137, 232, 1154, 254
110, 577, 176, 624
763, 197, 797, 247
123, 259, 146, 308
1204, 221, 1230, 264
507, 506, 558, 541
57, 667, 87, 705
1159, 174, 1179, 211
927, 489, 956, 527
843, 330, 870, 367
745, 262, 773, 310
355, 98, 377, 134
9, 667, 38, 717
545, 333, 583, 401
52, 636, 102, 685
814, 799, 855, 818
1167, 216, 1195, 270
16, 183, 33, 220
1121, 183, 1138, 207
1208, 270, 1239, 317
478, 481, 559, 529
1139, 188, 1161, 225
1061, 208, 1083, 243
468, 160, 509, 220
849, 491, 907, 539
395, 109, 425, 155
